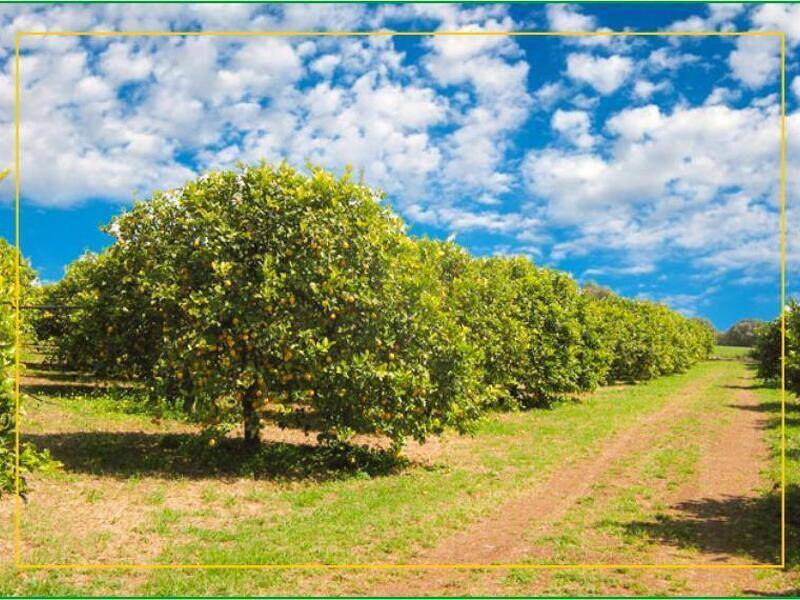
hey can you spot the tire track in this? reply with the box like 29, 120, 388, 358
367, 366, 726, 596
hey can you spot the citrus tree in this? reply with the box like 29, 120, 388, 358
418, 241, 604, 408
39, 162, 717, 453
592, 296, 714, 383
752, 300, 800, 393
0, 238, 55, 497
40, 164, 482, 450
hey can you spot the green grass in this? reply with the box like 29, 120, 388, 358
141, 368, 722, 595
506, 361, 799, 596
756, 381, 799, 571
713, 344, 752, 359
2, 359, 795, 595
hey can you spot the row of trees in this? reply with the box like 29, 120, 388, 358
751, 299, 800, 394
31, 163, 715, 451
0, 239, 55, 496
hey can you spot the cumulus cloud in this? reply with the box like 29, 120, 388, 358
545, 4, 596, 31
704, 86, 742, 106
404, 203, 543, 242
632, 79, 670, 100
99, 42, 153, 84
666, 3, 745, 32
421, 16, 532, 198
0, 2, 794, 299
566, 53, 633, 94
750, 4, 800, 46
524, 105, 779, 218
544, 4, 630, 50
523, 100, 784, 276
0, 4, 530, 210
533, 81, 566, 110
729, 36, 781, 89
645, 47, 699, 72
551, 109, 595, 149
725, 4, 798, 92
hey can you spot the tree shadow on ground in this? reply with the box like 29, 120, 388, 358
22, 382, 134, 397
21, 369, 139, 397
22, 360, 74, 373
722, 384, 773, 391
22, 430, 411, 483
621, 364, 799, 571
620, 485, 798, 567
724, 398, 800, 429
723, 398, 800, 414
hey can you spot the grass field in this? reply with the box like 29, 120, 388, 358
0, 348, 797, 595
712, 344, 753, 359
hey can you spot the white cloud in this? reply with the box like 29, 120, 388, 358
405, 203, 541, 237
310, 54, 340, 77
605, 104, 664, 140
285, 73, 448, 191
646, 48, 699, 72
533, 81, 565, 110
632, 79, 669, 100
666, 3, 745, 32
551, 109, 595, 149
545, 5, 595, 31
749, 4, 800, 47
569, 93, 600, 111
583, 263, 655, 278
422, 18, 532, 197
0, 4, 531, 212
726, 4, 798, 92
708, 4, 747, 24
566, 53, 633, 95
704, 86, 742, 106
523, 101, 784, 275
729, 36, 780, 89
99, 42, 153, 84
544, 4, 631, 50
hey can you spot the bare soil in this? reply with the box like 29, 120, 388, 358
366, 370, 784, 596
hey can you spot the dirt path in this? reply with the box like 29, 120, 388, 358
367, 364, 776, 596
639, 382, 775, 594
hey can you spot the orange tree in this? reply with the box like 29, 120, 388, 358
417, 240, 611, 408
406, 238, 712, 408
38, 163, 717, 452
594, 295, 715, 383
39, 164, 482, 450
752, 299, 799, 393
1, 238, 56, 497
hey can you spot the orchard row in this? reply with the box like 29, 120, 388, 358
30, 164, 716, 450
751, 299, 800, 394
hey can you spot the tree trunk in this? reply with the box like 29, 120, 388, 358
242, 390, 261, 450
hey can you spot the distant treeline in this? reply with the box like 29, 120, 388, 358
717, 319, 764, 347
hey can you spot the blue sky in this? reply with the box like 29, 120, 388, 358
0, 3, 798, 330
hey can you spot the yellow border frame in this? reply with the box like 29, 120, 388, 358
12, 28, 787, 572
